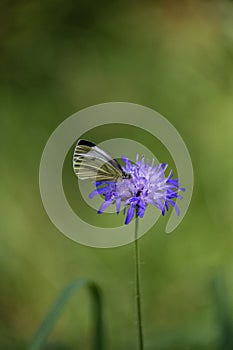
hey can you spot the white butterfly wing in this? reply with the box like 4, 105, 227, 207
73, 140, 123, 181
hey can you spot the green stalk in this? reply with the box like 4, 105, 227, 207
134, 212, 144, 350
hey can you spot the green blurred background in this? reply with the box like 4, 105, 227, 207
1, 0, 233, 349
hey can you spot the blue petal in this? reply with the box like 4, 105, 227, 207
95, 181, 115, 186
137, 206, 146, 218
105, 192, 112, 201
176, 194, 183, 199
125, 204, 136, 224
161, 163, 168, 170
122, 156, 132, 172
156, 199, 165, 214
89, 186, 110, 199
89, 190, 99, 199
115, 198, 121, 214
95, 181, 103, 186
167, 179, 178, 186
98, 200, 113, 214
167, 199, 180, 216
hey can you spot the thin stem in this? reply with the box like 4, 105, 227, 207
134, 213, 144, 350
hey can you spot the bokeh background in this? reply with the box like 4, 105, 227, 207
1, 0, 233, 349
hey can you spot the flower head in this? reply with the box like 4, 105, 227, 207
89, 156, 185, 225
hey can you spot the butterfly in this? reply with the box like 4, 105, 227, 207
73, 139, 130, 182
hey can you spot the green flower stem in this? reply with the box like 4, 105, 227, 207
134, 213, 144, 350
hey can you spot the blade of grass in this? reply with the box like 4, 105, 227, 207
30, 279, 104, 350
212, 272, 233, 350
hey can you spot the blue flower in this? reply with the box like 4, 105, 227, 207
89, 156, 185, 225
